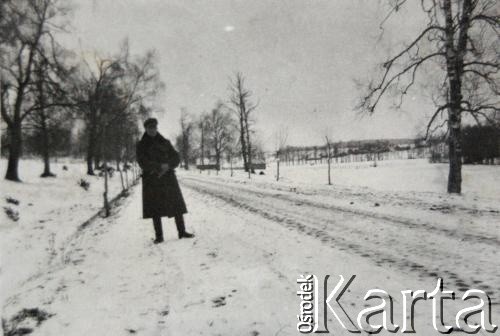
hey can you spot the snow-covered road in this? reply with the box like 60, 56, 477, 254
181, 174, 500, 298
2, 171, 499, 335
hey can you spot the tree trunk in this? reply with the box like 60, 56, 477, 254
86, 130, 95, 175
443, 0, 468, 194
327, 157, 331, 185
183, 152, 189, 170
276, 157, 280, 182
325, 140, 332, 185
447, 108, 462, 193
230, 156, 233, 177
40, 115, 54, 177
94, 152, 101, 170
119, 166, 125, 191
94, 127, 103, 170
39, 109, 54, 178
183, 133, 190, 170
215, 148, 220, 172
245, 117, 252, 175
5, 124, 22, 181
86, 153, 94, 175
239, 115, 248, 171
200, 125, 205, 166
103, 160, 110, 217
35, 61, 55, 178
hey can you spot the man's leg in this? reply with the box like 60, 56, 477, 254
152, 216, 164, 243
175, 214, 194, 239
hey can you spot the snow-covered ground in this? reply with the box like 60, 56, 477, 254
223, 159, 500, 200
0, 159, 134, 331
1, 158, 499, 335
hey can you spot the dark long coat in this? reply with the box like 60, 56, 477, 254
136, 132, 187, 219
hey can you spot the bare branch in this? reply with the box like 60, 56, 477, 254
426, 104, 450, 139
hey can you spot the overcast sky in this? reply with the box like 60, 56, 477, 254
61, 0, 435, 149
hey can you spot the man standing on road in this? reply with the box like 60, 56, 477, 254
136, 118, 195, 244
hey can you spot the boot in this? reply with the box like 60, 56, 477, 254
153, 217, 164, 244
175, 215, 194, 239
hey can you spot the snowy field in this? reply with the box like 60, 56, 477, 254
219, 158, 500, 200
1, 158, 499, 335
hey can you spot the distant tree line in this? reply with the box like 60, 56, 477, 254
175, 72, 265, 177
274, 127, 500, 167
462, 124, 500, 164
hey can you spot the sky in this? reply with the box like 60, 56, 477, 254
60, 0, 436, 149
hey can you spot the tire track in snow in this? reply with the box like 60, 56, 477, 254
183, 176, 500, 247
181, 177, 500, 298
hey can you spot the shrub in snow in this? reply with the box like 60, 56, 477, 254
78, 178, 90, 191
4, 206, 20, 221
62, 165, 68, 170
6, 196, 20, 205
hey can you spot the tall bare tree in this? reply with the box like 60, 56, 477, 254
207, 102, 234, 171
74, 42, 162, 175
274, 126, 288, 181
228, 72, 258, 173
196, 112, 210, 167
73, 57, 122, 175
325, 135, 333, 186
178, 108, 194, 169
357, 0, 499, 193
27, 56, 70, 177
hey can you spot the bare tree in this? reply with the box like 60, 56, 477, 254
228, 72, 258, 173
207, 102, 234, 172
177, 108, 194, 169
225, 139, 238, 177
325, 135, 333, 186
70, 43, 161, 216
357, 0, 499, 193
274, 126, 288, 181
196, 112, 210, 168
74, 42, 162, 175
0, 0, 70, 181
72, 57, 123, 175
26, 43, 73, 177
102, 98, 141, 190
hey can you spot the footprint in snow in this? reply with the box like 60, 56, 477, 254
211, 296, 226, 308
158, 307, 169, 316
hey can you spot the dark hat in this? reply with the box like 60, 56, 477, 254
144, 118, 158, 128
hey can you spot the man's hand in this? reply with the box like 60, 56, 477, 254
158, 163, 170, 177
